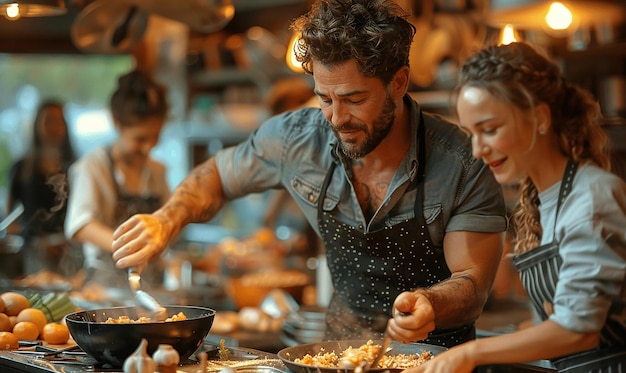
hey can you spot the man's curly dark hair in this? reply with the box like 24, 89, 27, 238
290, 0, 415, 84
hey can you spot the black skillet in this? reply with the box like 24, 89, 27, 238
65, 305, 215, 368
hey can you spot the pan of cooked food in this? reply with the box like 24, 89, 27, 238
65, 305, 215, 367
277, 339, 446, 373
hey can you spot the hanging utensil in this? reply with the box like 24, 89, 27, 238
125, 0, 235, 33
71, 0, 148, 54
111, 6, 138, 47
128, 267, 167, 322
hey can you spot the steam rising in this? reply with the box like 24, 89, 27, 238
46, 172, 69, 213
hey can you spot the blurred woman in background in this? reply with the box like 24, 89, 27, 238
65, 69, 170, 289
6, 99, 79, 277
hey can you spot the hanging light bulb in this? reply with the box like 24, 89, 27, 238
285, 32, 305, 74
488, 0, 624, 35
499, 24, 521, 45
545, 1, 573, 30
4, 3, 21, 20
0, 0, 66, 18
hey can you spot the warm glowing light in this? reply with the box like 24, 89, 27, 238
4, 3, 21, 20
75, 110, 113, 136
545, 2, 573, 30
499, 24, 521, 45
286, 33, 304, 74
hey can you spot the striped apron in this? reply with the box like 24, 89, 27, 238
513, 160, 626, 372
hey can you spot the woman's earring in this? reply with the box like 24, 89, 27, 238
539, 129, 546, 135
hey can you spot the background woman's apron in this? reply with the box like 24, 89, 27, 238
513, 160, 626, 372
318, 113, 474, 347
86, 149, 162, 288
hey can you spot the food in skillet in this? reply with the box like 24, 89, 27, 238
104, 311, 187, 323
295, 340, 434, 369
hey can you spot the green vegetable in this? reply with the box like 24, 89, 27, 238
27, 292, 77, 322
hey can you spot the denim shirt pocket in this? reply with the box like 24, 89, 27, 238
424, 203, 442, 224
424, 203, 444, 248
291, 175, 339, 211
387, 203, 444, 247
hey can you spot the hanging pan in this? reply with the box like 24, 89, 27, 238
71, 0, 148, 54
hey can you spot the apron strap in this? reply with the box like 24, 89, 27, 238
551, 159, 578, 241
412, 110, 427, 216
317, 162, 337, 218
106, 146, 124, 199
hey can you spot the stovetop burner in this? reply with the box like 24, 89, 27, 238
1, 342, 286, 373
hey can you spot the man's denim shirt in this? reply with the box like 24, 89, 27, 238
215, 95, 507, 249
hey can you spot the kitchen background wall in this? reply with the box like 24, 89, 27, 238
0, 1, 624, 347
0, 0, 625, 240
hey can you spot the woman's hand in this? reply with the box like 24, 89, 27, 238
112, 213, 170, 268
404, 342, 477, 373
387, 291, 436, 343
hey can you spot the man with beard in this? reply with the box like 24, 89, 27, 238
111, 0, 507, 348
65, 69, 170, 289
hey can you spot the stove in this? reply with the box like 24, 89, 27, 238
0, 342, 286, 373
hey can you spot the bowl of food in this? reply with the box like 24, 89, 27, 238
227, 269, 310, 309
65, 305, 215, 367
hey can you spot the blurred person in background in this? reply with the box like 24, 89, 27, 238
6, 99, 80, 278
407, 42, 626, 372
65, 69, 170, 289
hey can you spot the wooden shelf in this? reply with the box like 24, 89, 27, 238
554, 42, 626, 60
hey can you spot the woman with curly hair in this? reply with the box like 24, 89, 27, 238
409, 42, 626, 373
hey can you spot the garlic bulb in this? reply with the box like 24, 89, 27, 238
153, 344, 180, 371
123, 339, 156, 373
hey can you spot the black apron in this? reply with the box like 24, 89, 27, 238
86, 148, 162, 288
318, 112, 474, 348
513, 160, 626, 372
